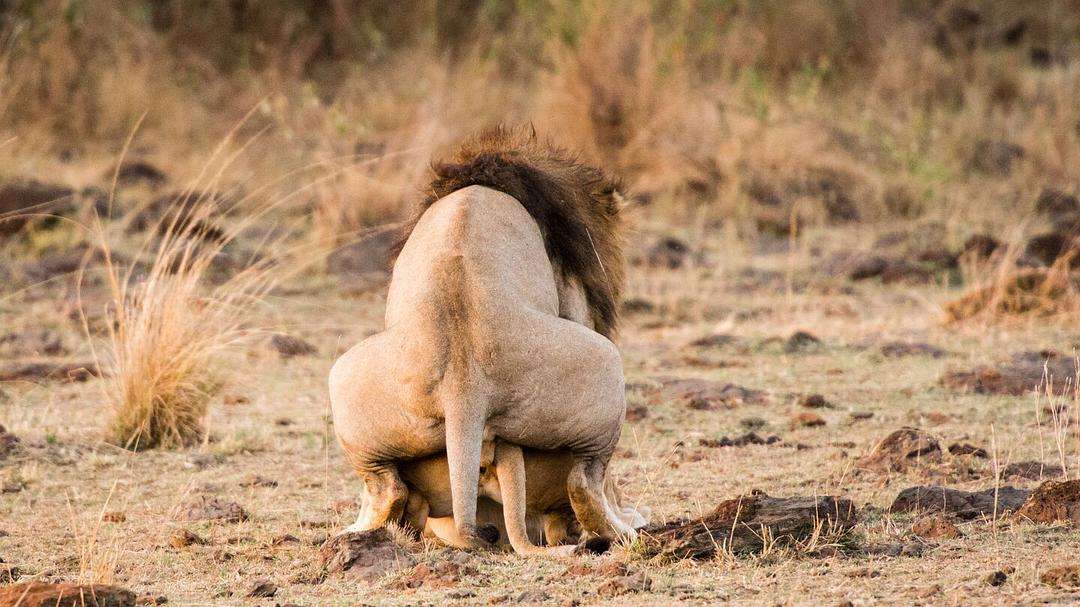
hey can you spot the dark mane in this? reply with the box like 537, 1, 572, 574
397, 126, 625, 337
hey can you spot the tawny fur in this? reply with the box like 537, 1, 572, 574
330, 129, 643, 556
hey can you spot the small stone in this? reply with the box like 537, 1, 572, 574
912, 516, 963, 540
101, 511, 126, 523
182, 495, 248, 523
169, 528, 207, 549
948, 442, 988, 458
785, 331, 821, 352
239, 474, 278, 488
790, 412, 826, 428
798, 394, 831, 408
984, 570, 1008, 586
270, 334, 317, 358
515, 589, 552, 603
245, 580, 277, 598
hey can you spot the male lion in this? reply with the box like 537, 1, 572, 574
329, 127, 642, 555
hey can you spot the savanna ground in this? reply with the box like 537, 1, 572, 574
3, 1, 1080, 605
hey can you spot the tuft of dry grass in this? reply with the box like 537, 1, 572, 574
87, 136, 281, 450
944, 251, 1080, 322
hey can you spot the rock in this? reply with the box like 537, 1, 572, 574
645, 237, 691, 269
624, 403, 648, 422
596, 571, 652, 597
984, 570, 1008, 586
1003, 460, 1064, 481
857, 427, 942, 472
1014, 479, 1080, 525
889, 485, 1031, 519
326, 223, 402, 285
111, 159, 168, 188
790, 412, 826, 428
640, 491, 857, 559
1041, 564, 1080, 588
239, 474, 277, 488
0, 557, 18, 583
0, 360, 101, 383
1035, 189, 1079, 217
880, 342, 946, 358
0, 424, 20, 459
959, 234, 1001, 260
969, 140, 1025, 175
646, 377, 767, 411
169, 529, 207, 548
0, 329, 66, 357
912, 516, 963, 539
0, 583, 136, 607
947, 442, 988, 458
318, 529, 416, 582
0, 179, 75, 236
245, 580, 277, 598
699, 432, 780, 448
785, 331, 820, 352
687, 333, 736, 348
941, 351, 1078, 396
269, 334, 317, 358
182, 496, 248, 523
798, 394, 832, 408
514, 589, 551, 603
620, 298, 655, 314
400, 559, 478, 590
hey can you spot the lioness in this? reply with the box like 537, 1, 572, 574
330, 127, 643, 555
358, 442, 647, 555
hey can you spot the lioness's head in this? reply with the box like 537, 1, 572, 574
403, 126, 626, 337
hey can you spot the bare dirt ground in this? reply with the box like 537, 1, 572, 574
3, 222, 1079, 606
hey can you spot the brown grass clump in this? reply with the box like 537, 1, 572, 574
944, 265, 1080, 322
90, 145, 279, 450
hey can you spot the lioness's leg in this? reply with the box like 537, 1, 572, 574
493, 442, 575, 557
568, 454, 638, 541
345, 464, 408, 532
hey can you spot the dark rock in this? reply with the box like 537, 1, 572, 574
799, 394, 832, 408
645, 236, 691, 269
1015, 479, 1080, 525
0, 583, 136, 607
270, 334, 317, 358
984, 570, 1008, 586
0, 179, 75, 236
889, 485, 1030, 519
0, 423, 20, 459
319, 529, 416, 582
245, 580, 277, 598
947, 442, 988, 458
1036, 189, 1080, 217
640, 492, 857, 559
0, 360, 100, 383
647, 377, 768, 410
182, 496, 248, 523
959, 234, 1001, 260
1003, 460, 1064, 481
880, 341, 946, 358
111, 159, 168, 187
326, 223, 402, 283
699, 432, 780, 448
969, 140, 1025, 175
621, 298, 655, 314
1025, 232, 1079, 268
687, 333, 736, 348
785, 331, 820, 352
857, 427, 941, 472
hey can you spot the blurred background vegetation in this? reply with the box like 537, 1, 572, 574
1, 0, 1079, 246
